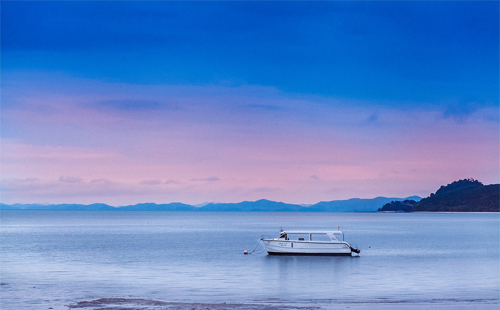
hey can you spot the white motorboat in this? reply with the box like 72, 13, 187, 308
261, 229, 360, 256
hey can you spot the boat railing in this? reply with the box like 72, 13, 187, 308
260, 235, 272, 240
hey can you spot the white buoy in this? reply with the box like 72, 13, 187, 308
244, 250, 248, 255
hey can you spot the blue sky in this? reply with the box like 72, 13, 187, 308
4, 1, 498, 103
1, 1, 499, 204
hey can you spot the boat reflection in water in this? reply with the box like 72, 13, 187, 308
261, 229, 360, 256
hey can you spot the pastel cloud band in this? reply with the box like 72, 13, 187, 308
1, 72, 498, 204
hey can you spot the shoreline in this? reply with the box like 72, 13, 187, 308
65, 298, 500, 310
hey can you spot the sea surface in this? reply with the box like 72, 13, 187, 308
1, 211, 499, 309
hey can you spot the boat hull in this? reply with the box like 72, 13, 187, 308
267, 251, 352, 256
261, 239, 353, 256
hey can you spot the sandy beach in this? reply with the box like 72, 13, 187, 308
63, 298, 499, 310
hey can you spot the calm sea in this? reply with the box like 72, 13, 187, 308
1, 211, 499, 309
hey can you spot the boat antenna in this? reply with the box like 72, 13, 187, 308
338, 226, 340, 231
280, 227, 283, 232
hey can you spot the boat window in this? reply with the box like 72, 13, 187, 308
287, 234, 309, 241
310, 233, 331, 242
279, 233, 287, 240
332, 234, 344, 242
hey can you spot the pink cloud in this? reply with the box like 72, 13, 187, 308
58, 176, 83, 183
140, 180, 163, 185
1, 72, 498, 205
190, 177, 220, 182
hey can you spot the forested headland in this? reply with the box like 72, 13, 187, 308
379, 179, 499, 212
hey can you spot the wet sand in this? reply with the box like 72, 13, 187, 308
65, 298, 499, 310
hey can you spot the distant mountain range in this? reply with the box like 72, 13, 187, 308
4, 178, 497, 212
379, 179, 499, 212
0, 196, 421, 212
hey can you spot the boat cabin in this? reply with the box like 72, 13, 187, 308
277, 231, 345, 242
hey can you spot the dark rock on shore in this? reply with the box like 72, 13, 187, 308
378, 200, 418, 212
67, 298, 320, 310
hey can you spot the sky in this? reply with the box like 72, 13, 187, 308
1, 1, 499, 205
